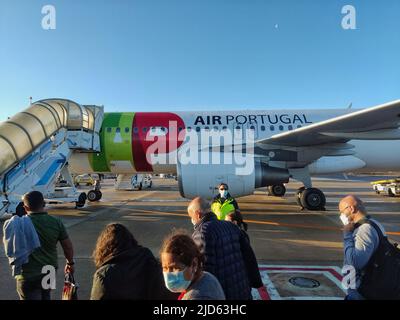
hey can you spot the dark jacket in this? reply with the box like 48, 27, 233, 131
90, 246, 175, 300
239, 230, 263, 289
192, 212, 251, 300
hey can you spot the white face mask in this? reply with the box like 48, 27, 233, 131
220, 190, 228, 198
340, 213, 350, 226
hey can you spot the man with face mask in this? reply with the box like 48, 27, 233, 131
339, 195, 386, 300
211, 183, 240, 221
188, 197, 253, 300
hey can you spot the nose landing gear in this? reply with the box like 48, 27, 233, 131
87, 179, 102, 202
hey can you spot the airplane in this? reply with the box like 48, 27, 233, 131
1, 98, 400, 216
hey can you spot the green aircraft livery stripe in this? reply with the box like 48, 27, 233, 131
89, 112, 135, 172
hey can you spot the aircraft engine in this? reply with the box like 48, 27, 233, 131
177, 152, 290, 199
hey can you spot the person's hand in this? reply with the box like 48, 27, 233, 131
65, 263, 75, 274
343, 222, 355, 233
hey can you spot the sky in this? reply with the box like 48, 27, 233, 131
0, 0, 399, 120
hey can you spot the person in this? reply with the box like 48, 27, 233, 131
160, 230, 225, 300
91, 223, 174, 300
188, 197, 252, 300
225, 211, 263, 290
339, 195, 386, 300
225, 210, 248, 234
13, 191, 74, 300
211, 183, 239, 220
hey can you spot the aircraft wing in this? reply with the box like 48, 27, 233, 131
258, 100, 400, 147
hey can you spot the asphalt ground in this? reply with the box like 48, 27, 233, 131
1, 176, 399, 300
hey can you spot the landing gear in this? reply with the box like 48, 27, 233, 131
295, 187, 305, 207
75, 192, 87, 208
296, 187, 326, 211
268, 184, 286, 197
87, 179, 102, 202
87, 190, 102, 202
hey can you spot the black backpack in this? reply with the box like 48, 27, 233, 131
357, 219, 400, 300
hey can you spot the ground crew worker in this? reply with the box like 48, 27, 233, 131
211, 183, 239, 220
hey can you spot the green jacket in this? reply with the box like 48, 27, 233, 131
211, 194, 239, 220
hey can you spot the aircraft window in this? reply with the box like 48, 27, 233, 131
261, 125, 265, 131
143, 127, 147, 133
196, 127, 201, 132
213, 126, 219, 131
297, 125, 302, 128
107, 128, 112, 133
204, 126, 210, 131
235, 126, 241, 130
270, 125, 275, 131
116, 128, 121, 133
250, 125, 255, 130
288, 125, 293, 130
125, 127, 130, 133
222, 126, 227, 130
178, 127, 183, 132
186, 127, 191, 131
133, 127, 139, 133
148, 127, 168, 136
279, 125, 284, 131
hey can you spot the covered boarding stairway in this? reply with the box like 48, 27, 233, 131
0, 99, 103, 217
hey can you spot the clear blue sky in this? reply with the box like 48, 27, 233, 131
1, 0, 399, 120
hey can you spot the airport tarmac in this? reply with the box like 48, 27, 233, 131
1, 176, 400, 300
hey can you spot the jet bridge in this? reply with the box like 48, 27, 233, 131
0, 99, 103, 217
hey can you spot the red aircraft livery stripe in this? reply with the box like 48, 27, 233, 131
132, 112, 185, 172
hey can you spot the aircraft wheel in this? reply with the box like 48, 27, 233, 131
87, 190, 97, 202
388, 188, 395, 197
76, 192, 87, 208
300, 188, 326, 211
268, 184, 286, 197
95, 190, 102, 201
138, 183, 143, 191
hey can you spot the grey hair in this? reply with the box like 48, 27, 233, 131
188, 197, 210, 217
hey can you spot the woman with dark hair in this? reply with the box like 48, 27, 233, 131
160, 230, 225, 300
225, 211, 264, 292
91, 223, 174, 300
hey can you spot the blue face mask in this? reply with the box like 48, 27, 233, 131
163, 269, 192, 293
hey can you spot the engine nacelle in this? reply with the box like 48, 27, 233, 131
177, 154, 290, 199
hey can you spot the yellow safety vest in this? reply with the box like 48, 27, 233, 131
211, 198, 236, 220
